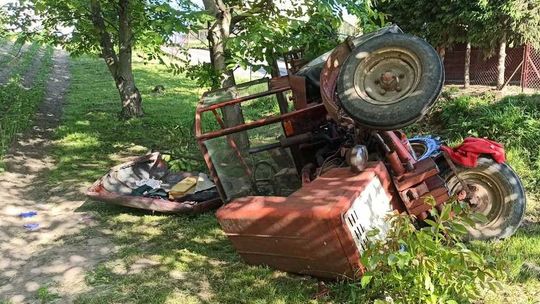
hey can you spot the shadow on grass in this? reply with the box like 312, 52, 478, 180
71, 204, 316, 304
44, 57, 207, 201
34, 56, 316, 303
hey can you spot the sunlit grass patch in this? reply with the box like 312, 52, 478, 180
54, 52, 540, 303
58, 132, 101, 148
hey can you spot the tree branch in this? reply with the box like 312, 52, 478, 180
90, 0, 119, 76
81, 5, 119, 32
230, 0, 274, 28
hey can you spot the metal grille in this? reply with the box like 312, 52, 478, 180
343, 177, 392, 253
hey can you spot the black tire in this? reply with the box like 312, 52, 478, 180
443, 157, 526, 240
337, 33, 444, 130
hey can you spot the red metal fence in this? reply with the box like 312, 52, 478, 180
444, 44, 540, 89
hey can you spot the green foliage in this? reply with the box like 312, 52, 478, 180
184, 62, 221, 89
436, 93, 540, 190
340, 201, 501, 304
7, 0, 195, 57
198, 0, 383, 80
378, 0, 479, 48
36, 286, 60, 303
379, 0, 540, 53
474, 0, 540, 51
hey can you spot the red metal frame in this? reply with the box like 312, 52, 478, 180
196, 38, 451, 218
195, 76, 328, 201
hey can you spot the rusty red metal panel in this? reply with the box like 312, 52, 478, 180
393, 158, 440, 191
320, 41, 354, 125
288, 75, 308, 109
216, 162, 397, 279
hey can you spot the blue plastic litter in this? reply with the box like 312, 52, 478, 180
19, 211, 38, 218
408, 135, 443, 161
23, 223, 40, 231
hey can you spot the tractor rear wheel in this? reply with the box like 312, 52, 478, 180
337, 33, 443, 129
444, 157, 526, 240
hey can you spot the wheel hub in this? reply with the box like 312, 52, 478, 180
452, 173, 504, 227
353, 48, 422, 105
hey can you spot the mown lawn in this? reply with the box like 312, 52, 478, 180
54, 56, 318, 304
50, 55, 540, 303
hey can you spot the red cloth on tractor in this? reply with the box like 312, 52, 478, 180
440, 137, 506, 167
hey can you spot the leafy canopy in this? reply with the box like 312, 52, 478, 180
378, 0, 540, 52
5, 0, 200, 57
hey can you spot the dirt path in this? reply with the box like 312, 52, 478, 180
0, 50, 114, 304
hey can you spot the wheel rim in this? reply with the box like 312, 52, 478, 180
448, 171, 505, 230
353, 47, 422, 105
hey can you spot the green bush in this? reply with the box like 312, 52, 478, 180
341, 201, 501, 304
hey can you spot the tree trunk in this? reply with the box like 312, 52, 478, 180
204, 0, 248, 149
90, 0, 143, 118
270, 57, 288, 114
116, 65, 143, 118
497, 32, 507, 90
204, 0, 235, 88
464, 41, 471, 89
117, 0, 143, 118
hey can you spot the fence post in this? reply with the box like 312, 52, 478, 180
521, 44, 530, 92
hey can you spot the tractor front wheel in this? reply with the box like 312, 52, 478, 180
444, 157, 526, 240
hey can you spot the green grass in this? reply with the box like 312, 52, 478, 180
36, 285, 60, 303
408, 92, 540, 303
0, 44, 53, 166
45, 53, 540, 303
47, 55, 207, 192
50, 56, 317, 304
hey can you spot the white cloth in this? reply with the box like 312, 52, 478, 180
135, 178, 162, 189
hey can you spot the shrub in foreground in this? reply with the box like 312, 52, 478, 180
345, 201, 502, 304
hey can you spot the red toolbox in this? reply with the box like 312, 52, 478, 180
216, 162, 399, 279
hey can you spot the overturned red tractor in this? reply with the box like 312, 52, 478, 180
195, 26, 526, 279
